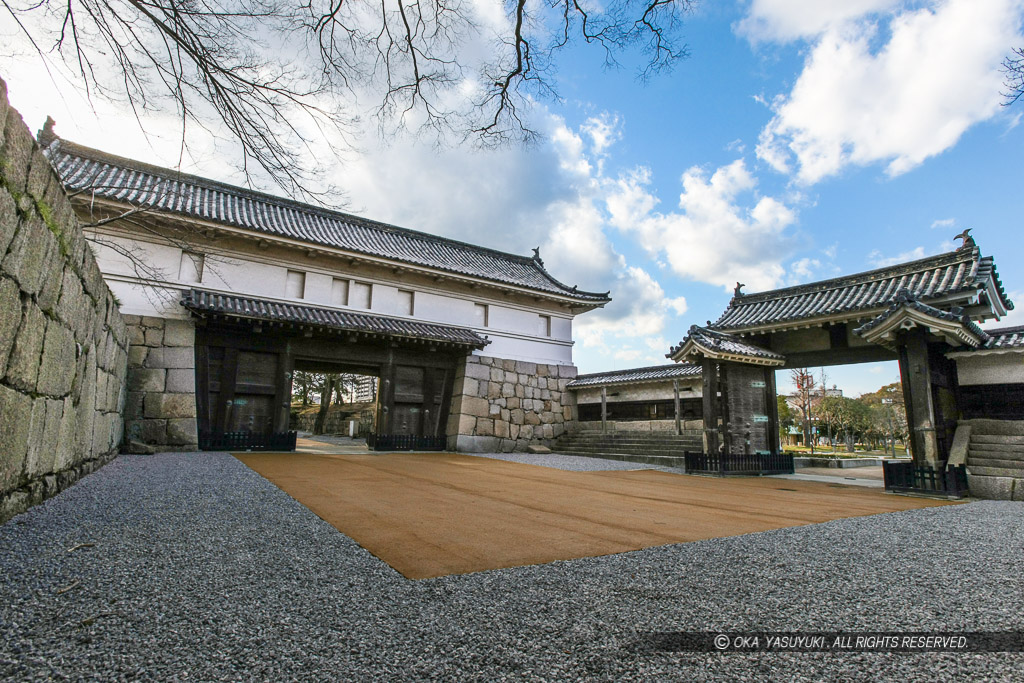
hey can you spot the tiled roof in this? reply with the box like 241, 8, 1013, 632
180, 289, 489, 349
668, 325, 786, 366
712, 247, 1012, 332
568, 363, 701, 388
983, 325, 1024, 350
46, 139, 611, 304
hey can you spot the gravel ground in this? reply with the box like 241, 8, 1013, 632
1, 452, 1021, 681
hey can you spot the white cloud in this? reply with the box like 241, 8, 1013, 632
738, 0, 902, 42
931, 217, 956, 229
606, 159, 797, 292
755, 0, 1024, 185
868, 246, 927, 267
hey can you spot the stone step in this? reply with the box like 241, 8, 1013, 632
558, 447, 696, 458
967, 457, 1024, 470
970, 434, 1024, 446
553, 450, 687, 467
961, 419, 1024, 437
966, 465, 1024, 478
968, 445, 1024, 460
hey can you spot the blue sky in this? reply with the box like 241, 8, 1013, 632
3, 0, 1024, 397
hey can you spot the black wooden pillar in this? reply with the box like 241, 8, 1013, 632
898, 328, 940, 467
765, 367, 780, 457
377, 346, 395, 435
702, 357, 719, 455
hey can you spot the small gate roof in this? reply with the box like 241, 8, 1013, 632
710, 243, 1012, 334
181, 289, 490, 349
568, 363, 701, 388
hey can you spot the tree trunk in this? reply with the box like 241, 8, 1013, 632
313, 375, 337, 435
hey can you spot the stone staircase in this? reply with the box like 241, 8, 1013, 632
554, 428, 703, 468
954, 419, 1024, 500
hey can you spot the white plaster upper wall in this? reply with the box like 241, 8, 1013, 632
955, 354, 1024, 386
90, 232, 581, 361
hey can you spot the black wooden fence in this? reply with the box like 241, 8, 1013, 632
199, 431, 297, 451
367, 433, 447, 451
882, 461, 969, 498
684, 452, 794, 476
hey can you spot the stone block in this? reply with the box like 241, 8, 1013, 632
24, 399, 62, 478
36, 319, 76, 397
458, 377, 478, 397
37, 255, 64, 314
489, 367, 504, 382
510, 408, 525, 424
456, 414, 476, 435
5, 302, 46, 392
486, 381, 501, 399
455, 435, 499, 453
500, 408, 510, 422
527, 444, 552, 454
128, 325, 146, 346
525, 412, 541, 426
514, 384, 524, 398
506, 397, 520, 410
1, 216, 55, 295
165, 368, 195, 393
510, 423, 520, 440
162, 319, 194, 347
53, 397, 76, 471
0, 188, 16, 256
541, 424, 554, 439
562, 406, 574, 422
540, 411, 555, 424
558, 365, 578, 379
536, 365, 549, 377
967, 474, 1017, 500
2, 109, 33, 194
519, 425, 534, 440
502, 359, 516, 371
55, 268, 85, 329
128, 345, 149, 368
1014, 481, 1024, 502
488, 403, 501, 416
462, 396, 490, 418
478, 356, 493, 366
144, 393, 196, 419
494, 420, 509, 438
501, 382, 515, 398
144, 327, 164, 347
476, 418, 494, 436
552, 423, 565, 438
499, 439, 515, 453
123, 314, 142, 325
123, 419, 144, 443
464, 362, 491, 381
128, 368, 166, 393
141, 419, 167, 444
166, 418, 198, 446
515, 360, 537, 376
0, 277, 20, 374
141, 316, 165, 329
26, 147, 53, 202
0, 384, 33, 491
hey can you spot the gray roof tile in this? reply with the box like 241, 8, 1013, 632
668, 325, 785, 364
712, 247, 1012, 332
47, 140, 611, 304
180, 289, 489, 349
568, 363, 701, 388
853, 290, 990, 343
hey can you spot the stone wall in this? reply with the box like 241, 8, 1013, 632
0, 78, 128, 523
122, 316, 199, 451
447, 354, 577, 452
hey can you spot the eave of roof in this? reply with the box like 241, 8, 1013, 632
711, 245, 1013, 334
180, 289, 490, 349
668, 325, 786, 367
568, 363, 702, 388
46, 138, 611, 306
853, 291, 990, 349
947, 325, 1024, 357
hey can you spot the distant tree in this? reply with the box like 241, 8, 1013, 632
777, 394, 795, 441
790, 368, 817, 453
